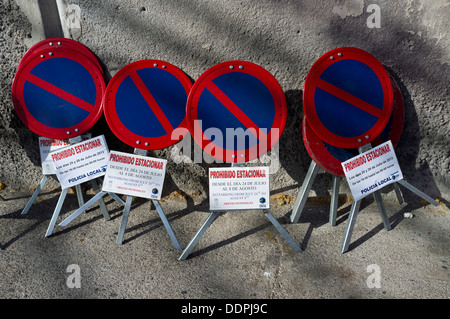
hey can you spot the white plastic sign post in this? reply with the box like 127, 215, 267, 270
341, 140, 403, 201
102, 151, 167, 200
209, 166, 270, 211
50, 135, 109, 189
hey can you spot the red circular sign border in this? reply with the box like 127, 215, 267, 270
19, 37, 103, 74
303, 47, 394, 149
303, 75, 404, 176
186, 60, 287, 163
12, 47, 105, 139
103, 59, 193, 150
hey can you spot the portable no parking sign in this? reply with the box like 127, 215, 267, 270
12, 39, 105, 139
303, 47, 394, 149
303, 75, 405, 176
103, 60, 192, 150
187, 60, 287, 163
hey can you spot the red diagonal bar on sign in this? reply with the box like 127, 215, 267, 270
205, 81, 268, 141
316, 78, 383, 118
25, 73, 95, 112
129, 71, 174, 134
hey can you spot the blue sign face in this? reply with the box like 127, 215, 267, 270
303, 75, 404, 176
24, 58, 95, 128
12, 48, 105, 139
303, 47, 394, 149
104, 60, 192, 150
197, 72, 276, 151
314, 59, 384, 138
187, 61, 287, 163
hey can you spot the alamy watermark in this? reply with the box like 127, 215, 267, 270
366, 264, 381, 288
169, 120, 281, 174
367, 4, 381, 29
66, 264, 81, 289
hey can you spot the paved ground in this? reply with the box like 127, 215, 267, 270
0, 180, 448, 304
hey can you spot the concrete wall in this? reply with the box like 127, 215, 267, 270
1, 0, 449, 202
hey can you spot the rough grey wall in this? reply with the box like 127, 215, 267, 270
1, 0, 449, 202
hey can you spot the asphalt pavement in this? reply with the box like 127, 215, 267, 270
0, 181, 448, 305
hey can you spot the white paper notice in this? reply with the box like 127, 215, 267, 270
101, 151, 167, 200
209, 166, 270, 211
39, 134, 92, 175
50, 135, 109, 189
341, 140, 403, 201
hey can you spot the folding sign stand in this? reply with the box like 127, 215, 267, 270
20, 136, 118, 237
46, 178, 111, 237
46, 135, 116, 237
21, 176, 83, 215
339, 145, 440, 253
59, 148, 181, 250
290, 160, 341, 226
114, 149, 181, 249
291, 144, 440, 254
178, 163, 302, 261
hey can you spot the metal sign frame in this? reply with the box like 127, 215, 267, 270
20, 136, 122, 237
339, 145, 440, 253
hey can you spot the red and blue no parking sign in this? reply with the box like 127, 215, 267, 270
186, 60, 287, 163
303, 47, 394, 149
103, 60, 192, 150
303, 75, 404, 176
12, 40, 105, 139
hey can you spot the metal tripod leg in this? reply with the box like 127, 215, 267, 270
340, 199, 361, 253
393, 183, 404, 204
45, 188, 68, 237
116, 196, 133, 244
290, 161, 320, 223
264, 211, 302, 251
90, 180, 110, 221
178, 212, 221, 260
329, 176, 341, 226
59, 191, 107, 227
396, 180, 440, 206
21, 176, 48, 215
108, 192, 125, 206
373, 191, 391, 230
340, 191, 391, 253
75, 184, 84, 207
152, 200, 182, 250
